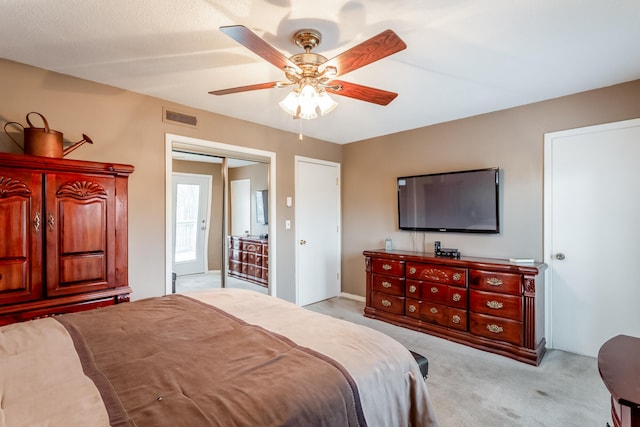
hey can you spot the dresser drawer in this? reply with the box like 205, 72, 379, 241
229, 249, 242, 261
243, 241, 262, 253
372, 258, 404, 277
246, 264, 260, 278
418, 301, 449, 327
247, 252, 262, 266
470, 290, 523, 321
469, 312, 523, 346
447, 287, 468, 309
371, 291, 405, 315
447, 307, 468, 331
372, 274, 405, 296
406, 263, 467, 287
409, 301, 468, 331
229, 259, 242, 273
407, 280, 447, 304
469, 270, 521, 295
229, 238, 241, 250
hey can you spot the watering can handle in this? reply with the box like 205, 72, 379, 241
3, 121, 25, 150
25, 112, 50, 132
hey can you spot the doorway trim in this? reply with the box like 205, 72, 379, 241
165, 133, 277, 297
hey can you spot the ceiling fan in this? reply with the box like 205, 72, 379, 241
209, 25, 407, 119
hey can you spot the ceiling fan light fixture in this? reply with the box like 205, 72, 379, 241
280, 83, 338, 120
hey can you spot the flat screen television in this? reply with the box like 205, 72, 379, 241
397, 167, 500, 233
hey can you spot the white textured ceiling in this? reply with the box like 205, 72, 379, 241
1, 0, 639, 144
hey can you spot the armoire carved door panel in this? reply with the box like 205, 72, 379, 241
45, 174, 116, 297
0, 170, 43, 305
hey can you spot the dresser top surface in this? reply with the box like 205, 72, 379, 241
364, 249, 546, 274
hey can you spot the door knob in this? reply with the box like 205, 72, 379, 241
300, 240, 307, 245
554, 253, 566, 260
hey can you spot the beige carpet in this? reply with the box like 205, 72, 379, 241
174, 270, 269, 294
305, 296, 611, 427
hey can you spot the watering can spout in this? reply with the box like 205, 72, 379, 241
63, 134, 94, 156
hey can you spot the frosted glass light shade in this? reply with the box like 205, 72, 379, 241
298, 84, 318, 119
317, 91, 338, 116
279, 91, 299, 116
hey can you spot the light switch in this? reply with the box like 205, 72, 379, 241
286, 196, 292, 207
285, 219, 291, 229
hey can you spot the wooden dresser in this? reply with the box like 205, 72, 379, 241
0, 152, 133, 325
228, 236, 268, 287
364, 249, 547, 365
598, 335, 640, 427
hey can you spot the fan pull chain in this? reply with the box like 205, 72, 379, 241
298, 119, 304, 141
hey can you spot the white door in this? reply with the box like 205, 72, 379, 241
544, 118, 640, 357
295, 157, 340, 306
172, 173, 212, 276
230, 179, 251, 237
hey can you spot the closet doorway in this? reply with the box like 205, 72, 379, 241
165, 134, 276, 297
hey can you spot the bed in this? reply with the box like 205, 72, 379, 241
0, 288, 439, 426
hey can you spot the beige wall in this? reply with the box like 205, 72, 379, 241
0, 58, 342, 302
2, 58, 639, 302
341, 79, 640, 296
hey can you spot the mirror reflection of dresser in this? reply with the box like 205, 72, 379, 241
228, 235, 268, 287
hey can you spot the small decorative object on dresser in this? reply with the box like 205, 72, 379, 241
0, 152, 133, 325
598, 335, 640, 427
364, 249, 547, 365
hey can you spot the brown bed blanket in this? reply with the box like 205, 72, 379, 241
0, 289, 439, 426
56, 294, 366, 426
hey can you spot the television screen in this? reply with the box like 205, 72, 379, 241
397, 168, 499, 233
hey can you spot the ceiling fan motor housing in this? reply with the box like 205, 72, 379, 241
293, 29, 321, 51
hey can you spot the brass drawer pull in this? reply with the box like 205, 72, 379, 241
409, 285, 417, 293
382, 264, 392, 271
452, 293, 462, 302
430, 287, 438, 293
33, 211, 41, 232
452, 315, 461, 324
408, 305, 417, 313
453, 272, 462, 281
381, 281, 392, 288
486, 300, 504, 309
47, 212, 55, 231
429, 307, 438, 314
486, 324, 504, 334
409, 267, 416, 275
486, 277, 503, 287
381, 299, 392, 307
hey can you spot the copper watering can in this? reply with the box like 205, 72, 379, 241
4, 112, 93, 158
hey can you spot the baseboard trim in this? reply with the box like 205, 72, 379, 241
340, 292, 365, 302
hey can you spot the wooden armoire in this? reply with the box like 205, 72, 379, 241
0, 152, 134, 325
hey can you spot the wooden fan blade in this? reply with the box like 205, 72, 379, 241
220, 25, 300, 72
209, 82, 280, 95
322, 30, 406, 77
326, 80, 398, 106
